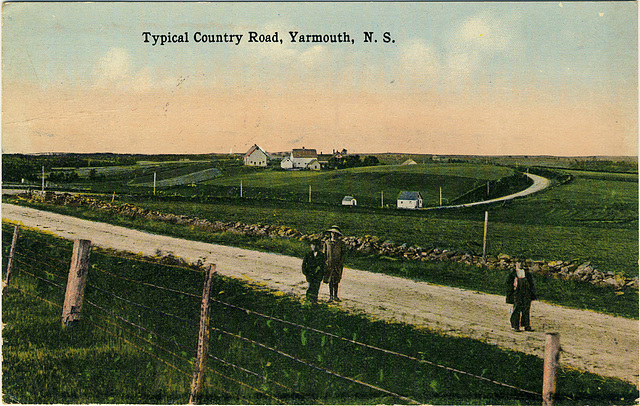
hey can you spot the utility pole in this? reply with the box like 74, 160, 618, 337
153, 172, 157, 195
381, 191, 384, 208
42, 166, 45, 192
240, 180, 243, 197
439, 187, 442, 206
308, 185, 311, 203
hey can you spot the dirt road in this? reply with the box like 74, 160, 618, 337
429, 173, 551, 209
3, 203, 638, 386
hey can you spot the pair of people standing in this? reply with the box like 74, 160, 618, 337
302, 225, 344, 303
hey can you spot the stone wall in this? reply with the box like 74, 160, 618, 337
24, 191, 638, 290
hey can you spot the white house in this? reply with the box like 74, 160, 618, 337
244, 144, 269, 167
397, 191, 423, 209
280, 147, 320, 170
342, 196, 357, 206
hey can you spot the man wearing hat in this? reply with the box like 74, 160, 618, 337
323, 225, 345, 302
302, 239, 326, 302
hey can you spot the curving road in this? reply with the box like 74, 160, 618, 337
2, 203, 637, 386
429, 173, 551, 210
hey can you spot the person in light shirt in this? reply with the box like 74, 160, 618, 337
506, 262, 537, 332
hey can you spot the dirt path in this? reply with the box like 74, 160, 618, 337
3, 203, 637, 386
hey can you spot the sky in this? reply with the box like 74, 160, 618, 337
2, 1, 637, 156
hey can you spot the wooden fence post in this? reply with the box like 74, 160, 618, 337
189, 264, 216, 405
61, 239, 92, 327
542, 333, 560, 406
4, 225, 20, 288
482, 211, 489, 259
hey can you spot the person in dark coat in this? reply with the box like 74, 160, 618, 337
323, 225, 345, 302
302, 239, 326, 302
506, 262, 537, 331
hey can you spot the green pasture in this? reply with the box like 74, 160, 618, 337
109, 164, 637, 277
2, 225, 637, 404
191, 162, 518, 207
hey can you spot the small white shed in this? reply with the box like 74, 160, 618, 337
342, 196, 357, 206
397, 191, 423, 209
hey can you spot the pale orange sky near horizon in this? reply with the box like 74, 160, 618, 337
2, 2, 637, 156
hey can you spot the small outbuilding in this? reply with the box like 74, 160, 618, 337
397, 191, 423, 210
341, 196, 357, 206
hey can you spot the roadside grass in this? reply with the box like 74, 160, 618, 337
2, 225, 637, 404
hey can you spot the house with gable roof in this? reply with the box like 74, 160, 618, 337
397, 191, 423, 209
280, 147, 320, 170
244, 144, 269, 167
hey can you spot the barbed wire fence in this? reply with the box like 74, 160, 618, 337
3, 222, 559, 405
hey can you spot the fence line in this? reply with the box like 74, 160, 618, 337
86, 307, 255, 405
4, 224, 543, 403
212, 296, 542, 396
9, 255, 320, 404
209, 325, 422, 405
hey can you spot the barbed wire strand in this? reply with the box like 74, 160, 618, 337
14, 252, 68, 280
14, 234, 74, 253
12, 260, 66, 290
210, 326, 421, 405
203, 364, 289, 405
212, 297, 542, 397
89, 262, 201, 298
3, 392, 23, 404
15, 245, 71, 269
85, 283, 198, 327
84, 298, 195, 352
93, 249, 204, 274
207, 353, 325, 405
7, 283, 63, 309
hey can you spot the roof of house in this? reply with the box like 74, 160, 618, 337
398, 191, 422, 200
401, 159, 417, 165
245, 144, 268, 157
342, 196, 355, 201
292, 148, 318, 158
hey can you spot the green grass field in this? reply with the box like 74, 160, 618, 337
3, 225, 637, 404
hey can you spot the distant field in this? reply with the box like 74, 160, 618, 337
199, 163, 515, 207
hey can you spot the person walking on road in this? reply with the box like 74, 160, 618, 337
506, 262, 537, 331
323, 225, 345, 302
302, 239, 326, 303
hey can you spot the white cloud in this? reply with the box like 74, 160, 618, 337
401, 38, 440, 78
95, 48, 154, 92
444, 11, 523, 83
